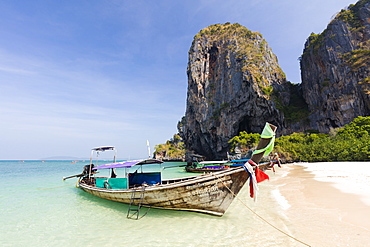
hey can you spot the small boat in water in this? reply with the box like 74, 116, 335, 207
230, 158, 281, 171
185, 157, 280, 174
185, 160, 232, 173
65, 123, 277, 217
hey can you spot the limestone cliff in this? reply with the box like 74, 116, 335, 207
300, 0, 370, 133
179, 23, 290, 159
179, 1, 370, 160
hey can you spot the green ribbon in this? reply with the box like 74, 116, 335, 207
252, 122, 276, 157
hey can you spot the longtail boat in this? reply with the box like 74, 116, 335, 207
230, 159, 281, 171
185, 160, 232, 173
65, 123, 277, 217
185, 159, 280, 173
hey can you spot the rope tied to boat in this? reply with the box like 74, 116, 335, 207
36, 183, 75, 190
211, 172, 311, 247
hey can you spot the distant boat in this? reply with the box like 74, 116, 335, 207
185, 159, 280, 173
185, 160, 231, 173
64, 123, 277, 217
230, 158, 281, 171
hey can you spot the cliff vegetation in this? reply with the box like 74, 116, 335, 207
192, 22, 285, 99
299, 0, 370, 133
178, 0, 370, 160
228, 131, 260, 153
181, 22, 288, 159
276, 116, 370, 162
153, 134, 185, 161
229, 116, 370, 162
273, 82, 309, 124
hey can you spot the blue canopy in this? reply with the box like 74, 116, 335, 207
92, 159, 163, 170
230, 159, 250, 163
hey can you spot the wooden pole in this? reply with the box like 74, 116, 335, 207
250, 123, 277, 164
63, 173, 83, 180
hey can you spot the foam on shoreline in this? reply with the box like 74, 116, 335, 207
271, 185, 291, 210
268, 162, 370, 246
300, 162, 370, 206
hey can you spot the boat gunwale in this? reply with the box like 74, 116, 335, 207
78, 166, 245, 193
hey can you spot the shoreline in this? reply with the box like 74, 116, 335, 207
270, 162, 370, 246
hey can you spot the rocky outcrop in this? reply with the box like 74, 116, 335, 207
179, 1, 370, 160
179, 23, 290, 160
300, 0, 370, 133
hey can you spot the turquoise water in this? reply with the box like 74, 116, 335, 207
0, 160, 296, 247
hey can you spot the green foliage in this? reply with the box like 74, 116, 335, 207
177, 116, 186, 132
337, 1, 367, 29
305, 31, 327, 55
194, 22, 254, 41
275, 116, 370, 162
274, 82, 309, 124
338, 9, 361, 28
342, 49, 370, 71
229, 116, 370, 162
304, 0, 368, 57
261, 85, 273, 96
193, 22, 285, 95
211, 102, 230, 120
195, 23, 263, 69
337, 116, 370, 138
154, 134, 185, 159
228, 131, 260, 153
360, 76, 370, 85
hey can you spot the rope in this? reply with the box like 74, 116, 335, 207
36, 183, 75, 190
212, 173, 311, 247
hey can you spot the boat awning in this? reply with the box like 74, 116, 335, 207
92, 159, 164, 170
91, 146, 115, 152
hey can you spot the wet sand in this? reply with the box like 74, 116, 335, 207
270, 163, 370, 247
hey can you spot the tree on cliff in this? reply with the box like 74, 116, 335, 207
180, 1, 370, 160
180, 22, 289, 160
274, 116, 370, 162
300, 0, 370, 133
228, 131, 260, 154
229, 116, 370, 162
154, 134, 185, 160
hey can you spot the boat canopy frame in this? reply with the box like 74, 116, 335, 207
92, 159, 164, 170
92, 159, 164, 189
90, 146, 117, 164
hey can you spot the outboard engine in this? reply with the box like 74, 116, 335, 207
81, 164, 95, 185
82, 164, 94, 176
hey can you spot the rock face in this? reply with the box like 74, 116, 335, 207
300, 0, 370, 133
179, 23, 289, 160
179, 1, 370, 160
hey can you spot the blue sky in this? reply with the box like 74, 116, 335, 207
0, 0, 356, 160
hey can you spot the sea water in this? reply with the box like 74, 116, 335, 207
0, 161, 299, 247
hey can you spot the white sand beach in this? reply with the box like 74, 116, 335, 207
269, 162, 370, 247
302, 162, 370, 206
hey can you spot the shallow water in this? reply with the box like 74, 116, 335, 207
0, 161, 299, 247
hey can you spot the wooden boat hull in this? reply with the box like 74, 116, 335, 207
78, 167, 249, 216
